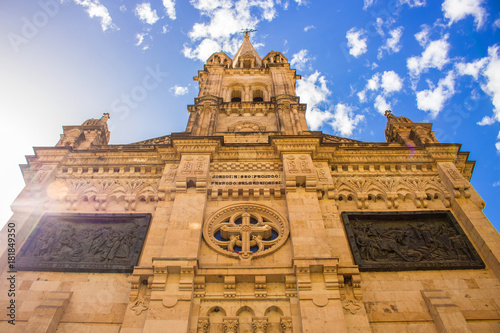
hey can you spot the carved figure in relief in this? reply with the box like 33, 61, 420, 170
351, 220, 474, 263
31, 222, 139, 263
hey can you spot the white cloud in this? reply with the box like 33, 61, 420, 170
162, 25, 169, 34
442, 0, 486, 29
455, 57, 488, 80
381, 70, 403, 93
290, 49, 313, 71
375, 18, 384, 36
72, 0, 117, 31
306, 108, 333, 131
416, 71, 455, 118
162, 0, 176, 20
398, 0, 426, 7
496, 142, 500, 152
357, 90, 367, 103
297, 71, 331, 130
374, 95, 391, 115
183, 0, 278, 61
363, 0, 375, 10
304, 25, 315, 32
330, 104, 365, 136
481, 45, 500, 122
183, 38, 221, 61
415, 24, 431, 47
366, 74, 380, 91
297, 71, 330, 109
378, 27, 403, 59
407, 34, 450, 78
493, 180, 500, 187
170, 85, 189, 96
135, 3, 159, 25
346, 28, 368, 58
119, 5, 126, 12
477, 116, 496, 125
494, 18, 500, 30
136, 33, 146, 46
358, 71, 403, 112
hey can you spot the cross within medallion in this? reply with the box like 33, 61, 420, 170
220, 213, 272, 258
204, 204, 289, 260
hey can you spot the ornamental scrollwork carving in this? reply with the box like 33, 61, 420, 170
328, 176, 451, 209
62, 179, 158, 211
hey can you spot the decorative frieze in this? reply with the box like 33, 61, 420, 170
60, 179, 159, 211
326, 176, 451, 209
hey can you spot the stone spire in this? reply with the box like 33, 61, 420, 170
232, 34, 262, 68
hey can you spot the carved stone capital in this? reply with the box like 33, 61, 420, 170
223, 317, 239, 333
252, 317, 268, 333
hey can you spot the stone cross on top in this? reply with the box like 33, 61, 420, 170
220, 212, 271, 257
240, 28, 257, 37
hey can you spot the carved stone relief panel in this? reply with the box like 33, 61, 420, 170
283, 154, 313, 176
17, 213, 151, 273
283, 154, 316, 190
314, 162, 333, 185
178, 155, 210, 178
342, 211, 484, 271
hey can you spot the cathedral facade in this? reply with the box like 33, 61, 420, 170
1, 35, 500, 332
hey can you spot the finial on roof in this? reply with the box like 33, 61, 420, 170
240, 28, 257, 37
385, 110, 413, 123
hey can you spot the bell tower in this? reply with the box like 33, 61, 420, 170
185, 33, 309, 142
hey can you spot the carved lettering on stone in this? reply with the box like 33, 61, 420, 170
17, 213, 151, 273
342, 211, 484, 271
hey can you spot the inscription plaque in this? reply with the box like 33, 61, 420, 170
210, 172, 282, 188
342, 211, 484, 271
17, 213, 151, 273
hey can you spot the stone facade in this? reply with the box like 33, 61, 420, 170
1, 35, 500, 332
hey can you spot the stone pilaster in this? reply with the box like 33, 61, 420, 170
437, 162, 500, 279
23, 291, 72, 333
421, 290, 471, 333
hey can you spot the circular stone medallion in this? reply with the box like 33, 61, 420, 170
203, 203, 289, 259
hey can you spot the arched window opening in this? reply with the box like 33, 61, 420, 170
253, 89, 264, 102
231, 90, 242, 102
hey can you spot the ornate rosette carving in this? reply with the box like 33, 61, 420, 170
203, 203, 289, 259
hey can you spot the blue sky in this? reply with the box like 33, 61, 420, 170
1, 0, 499, 229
